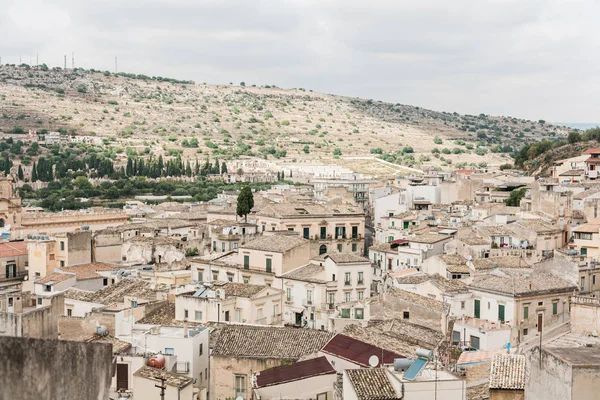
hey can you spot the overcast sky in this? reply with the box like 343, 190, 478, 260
1, 0, 597, 122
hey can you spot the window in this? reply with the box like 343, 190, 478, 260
498, 304, 505, 323
317, 393, 328, 400
225, 311, 230, 322
227, 275, 233, 282
213, 273, 218, 281
287, 227, 294, 232
581, 247, 588, 255
403, 311, 410, 319
358, 291, 364, 300
352, 243, 357, 252
461, 301, 465, 310
266, 258, 272, 273
594, 275, 597, 286
345, 272, 351, 285
60, 260, 65, 267
286, 288, 292, 301
355, 308, 364, 319
358, 272, 364, 284
195, 311, 203, 321
303, 227, 310, 239
344, 292, 351, 302
538, 301, 543, 306
184, 309, 189, 319
233, 243, 238, 249
524, 305, 529, 319
337, 244, 343, 252
236, 310, 241, 322
307, 290, 313, 304
199, 344, 203, 355
103, 278, 108, 286
221, 242, 225, 252
257, 309, 263, 322
60, 241, 65, 251
37, 298, 42, 305
474, 299, 481, 318
320, 226, 327, 240
212, 241, 216, 251
67, 308, 72, 317
243, 255, 249, 269
470, 335, 480, 350
165, 348, 175, 355
341, 309, 350, 318
319, 245, 327, 255
523, 328, 528, 336
234, 375, 246, 400
243, 279, 249, 284
131, 301, 137, 308
49, 254, 54, 260
575, 232, 593, 240
198, 271, 203, 282
328, 293, 335, 308
552, 302, 558, 315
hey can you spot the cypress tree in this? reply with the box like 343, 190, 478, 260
17, 165, 23, 180
236, 186, 254, 222
31, 162, 38, 182
221, 161, 228, 174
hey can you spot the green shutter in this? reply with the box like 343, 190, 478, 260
266, 258, 272, 273
474, 300, 481, 319
498, 304, 505, 323
553, 302, 558, 315
524, 306, 529, 319
244, 255, 249, 269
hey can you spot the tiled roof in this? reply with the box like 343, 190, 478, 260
470, 270, 577, 296
409, 233, 452, 244
342, 319, 443, 357
241, 234, 308, 253
447, 264, 472, 274
559, 169, 585, 177
573, 188, 600, 200
396, 273, 469, 294
385, 287, 446, 313
216, 282, 281, 298
255, 356, 335, 388
439, 254, 467, 265
64, 278, 166, 305
395, 275, 430, 285
471, 257, 530, 270
489, 354, 525, 390
370, 242, 396, 253
37, 272, 75, 285
479, 226, 514, 235
346, 369, 397, 400
573, 223, 599, 234
326, 253, 370, 264
514, 220, 561, 234
321, 334, 404, 367
0, 241, 27, 258
257, 203, 363, 218
134, 366, 193, 388
137, 303, 201, 327
58, 262, 121, 281
211, 326, 334, 358
280, 263, 326, 283
459, 237, 490, 246
457, 349, 503, 366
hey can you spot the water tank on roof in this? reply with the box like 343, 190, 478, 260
94, 325, 108, 337
416, 348, 434, 360
394, 358, 415, 372
148, 354, 166, 369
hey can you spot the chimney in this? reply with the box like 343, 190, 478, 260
183, 318, 188, 338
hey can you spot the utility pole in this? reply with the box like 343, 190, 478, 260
36, 53, 38, 66
115, 55, 118, 73
64, 55, 66, 69
72, 52, 74, 69
155, 377, 166, 400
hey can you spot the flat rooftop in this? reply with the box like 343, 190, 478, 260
546, 347, 600, 367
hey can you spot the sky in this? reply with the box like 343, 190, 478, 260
0, 0, 598, 122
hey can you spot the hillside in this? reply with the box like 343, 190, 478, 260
0, 65, 571, 173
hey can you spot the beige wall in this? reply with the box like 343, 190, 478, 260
570, 296, 600, 336
490, 390, 524, 400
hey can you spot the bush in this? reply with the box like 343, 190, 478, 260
333, 148, 342, 156
434, 137, 443, 145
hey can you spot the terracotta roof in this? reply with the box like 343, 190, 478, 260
0, 241, 27, 258
37, 272, 75, 285
457, 349, 503, 366
459, 237, 490, 246
64, 278, 166, 305
446, 264, 472, 274
370, 242, 396, 253
514, 220, 561, 235
58, 262, 121, 281
470, 270, 577, 297
255, 356, 335, 388
211, 326, 334, 358
326, 253, 370, 264
584, 148, 600, 154
257, 203, 363, 218
439, 254, 467, 265
573, 188, 600, 200
489, 354, 525, 390
321, 334, 404, 367
216, 282, 281, 298
409, 233, 452, 244
137, 303, 201, 327
385, 287, 447, 313
280, 264, 326, 283
346, 369, 397, 400
241, 235, 308, 253
342, 319, 443, 356
395, 275, 430, 285
479, 226, 513, 235
573, 223, 599, 234
133, 366, 193, 389
471, 257, 530, 270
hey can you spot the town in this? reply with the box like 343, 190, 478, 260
1, 138, 600, 400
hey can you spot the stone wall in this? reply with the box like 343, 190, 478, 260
0, 335, 113, 400
571, 296, 600, 336
0, 294, 63, 339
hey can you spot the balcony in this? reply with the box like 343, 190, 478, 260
0, 270, 28, 283
175, 361, 189, 374
285, 296, 294, 304
322, 303, 335, 311
302, 299, 313, 307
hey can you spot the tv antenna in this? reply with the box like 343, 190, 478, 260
72, 52, 74, 69
368, 355, 380, 368
115, 55, 118, 73
64, 55, 66, 69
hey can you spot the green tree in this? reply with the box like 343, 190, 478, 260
303, 145, 310, 154
333, 148, 342, 156
221, 161, 228, 174
74, 176, 92, 190
31, 162, 38, 182
17, 165, 23, 180
240, 81, 245, 87
505, 188, 526, 207
568, 131, 581, 144
236, 186, 254, 222
277, 171, 281, 180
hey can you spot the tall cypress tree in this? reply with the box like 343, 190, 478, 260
221, 161, 228, 174
236, 186, 254, 222
17, 165, 23, 180
31, 162, 38, 182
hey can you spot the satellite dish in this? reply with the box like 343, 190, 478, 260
23, 275, 28, 281
236, 397, 244, 400
368, 355, 380, 368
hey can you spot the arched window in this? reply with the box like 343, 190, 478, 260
319, 245, 327, 255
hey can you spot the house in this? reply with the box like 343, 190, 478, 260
374, 211, 419, 244
239, 234, 310, 279
369, 233, 453, 272
422, 254, 472, 280
175, 282, 284, 326
448, 236, 490, 259
457, 269, 577, 350
206, 219, 258, 253
280, 262, 329, 329
255, 203, 365, 256
312, 173, 375, 209
252, 356, 337, 400
132, 366, 194, 400
0, 241, 28, 285
570, 218, 600, 261
0, 291, 64, 339
584, 148, 600, 179
489, 354, 525, 400
526, 332, 600, 400
209, 325, 334, 400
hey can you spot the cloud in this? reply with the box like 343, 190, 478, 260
0, 0, 597, 121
